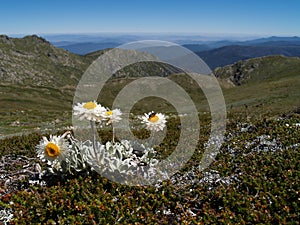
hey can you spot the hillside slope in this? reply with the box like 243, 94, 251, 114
1, 35, 299, 136
0, 35, 91, 87
0, 35, 91, 136
214, 56, 300, 114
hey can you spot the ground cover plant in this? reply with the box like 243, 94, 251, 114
0, 108, 299, 224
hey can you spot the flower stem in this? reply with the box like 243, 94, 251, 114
150, 132, 155, 148
90, 120, 96, 153
112, 125, 115, 143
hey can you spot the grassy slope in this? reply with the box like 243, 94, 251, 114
215, 56, 300, 116
98, 58, 300, 117
221, 75, 300, 116
0, 36, 91, 137
2, 56, 300, 136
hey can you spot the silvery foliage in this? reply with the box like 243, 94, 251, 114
39, 132, 161, 179
82, 139, 159, 176
44, 133, 89, 174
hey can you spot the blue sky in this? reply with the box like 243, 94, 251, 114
1, 0, 300, 37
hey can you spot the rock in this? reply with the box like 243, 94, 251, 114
0, 35, 13, 45
23, 34, 50, 45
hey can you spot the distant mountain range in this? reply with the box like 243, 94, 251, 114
196, 44, 300, 69
56, 42, 121, 55
49, 35, 300, 69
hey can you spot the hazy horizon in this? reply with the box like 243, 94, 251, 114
4, 32, 296, 44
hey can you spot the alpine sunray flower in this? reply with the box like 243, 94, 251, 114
141, 111, 167, 132
73, 101, 106, 122
102, 108, 122, 125
36, 134, 70, 165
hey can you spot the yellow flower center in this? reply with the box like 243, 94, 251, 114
106, 110, 113, 116
83, 102, 97, 110
148, 114, 159, 123
45, 143, 60, 158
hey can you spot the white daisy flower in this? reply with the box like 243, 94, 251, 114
141, 111, 167, 132
102, 108, 123, 125
73, 101, 106, 122
36, 134, 70, 165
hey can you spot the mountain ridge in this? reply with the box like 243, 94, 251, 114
196, 45, 300, 69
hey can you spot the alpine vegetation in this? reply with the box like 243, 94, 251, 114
36, 101, 168, 185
